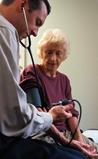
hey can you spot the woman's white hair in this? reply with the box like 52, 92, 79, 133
37, 28, 70, 60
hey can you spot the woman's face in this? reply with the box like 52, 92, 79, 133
41, 44, 65, 74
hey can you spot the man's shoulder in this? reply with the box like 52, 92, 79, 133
0, 15, 16, 33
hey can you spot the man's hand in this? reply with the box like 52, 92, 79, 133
48, 104, 73, 122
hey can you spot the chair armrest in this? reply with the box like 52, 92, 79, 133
83, 129, 98, 143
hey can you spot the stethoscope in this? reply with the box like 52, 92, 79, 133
20, 7, 31, 52
20, 7, 45, 106
20, 7, 41, 90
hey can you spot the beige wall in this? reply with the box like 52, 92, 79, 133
20, 0, 98, 130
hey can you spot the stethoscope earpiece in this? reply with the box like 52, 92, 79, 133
22, 7, 30, 36
20, 7, 31, 50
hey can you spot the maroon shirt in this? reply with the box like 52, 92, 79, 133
20, 64, 79, 132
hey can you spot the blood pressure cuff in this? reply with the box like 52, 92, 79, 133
20, 77, 43, 108
26, 87, 42, 108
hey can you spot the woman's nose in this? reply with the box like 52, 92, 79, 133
51, 53, 57, 61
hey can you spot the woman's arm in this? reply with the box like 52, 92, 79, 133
67, 116, 84, 142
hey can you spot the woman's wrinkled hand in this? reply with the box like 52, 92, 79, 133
71, 140, 98, 158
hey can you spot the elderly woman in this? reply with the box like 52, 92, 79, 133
20, 29, 98, 157
20, 29, 82, 140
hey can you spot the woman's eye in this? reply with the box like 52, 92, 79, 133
47, 51, 52, 55
56, 51, 63, 57
45, 50, 53, 55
